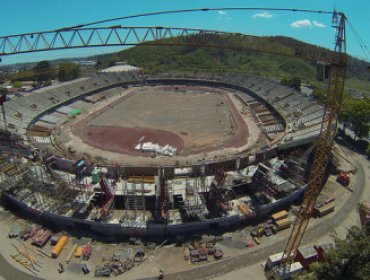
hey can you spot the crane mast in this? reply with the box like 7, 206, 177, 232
282, 12, 347, 263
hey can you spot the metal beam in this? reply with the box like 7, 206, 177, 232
0, 26, 335, 64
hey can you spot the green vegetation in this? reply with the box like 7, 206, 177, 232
96, 43, 318, 80
12, 81, 22, 88
57, 62, 81, 82
0, 72, 5, 84
95, 35, 369, 85
280, 77, 302, 91
340, 95, 370, 139
312, 88, 370, 140
10, 61, 81, 85
297, 226, 370, 280
366, 143, 370, 158
10, 69, 35, 83
33, 60, 56, 85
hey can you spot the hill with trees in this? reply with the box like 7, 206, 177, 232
94, 35, 369, 92
93, 35, 369, 140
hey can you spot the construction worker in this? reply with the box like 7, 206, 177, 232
159, 268, 164, 279
58, 263, 64, 273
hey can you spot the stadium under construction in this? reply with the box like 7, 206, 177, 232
0, 71, 324, 238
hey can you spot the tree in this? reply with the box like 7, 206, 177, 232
57, 62, 81, 82
366, 143, 370, 158
339, 94, 355, 135
281, 77, 302, 91
10, 70, 35, 82
12, 81, 23, 88
33, 61, 56, 85
0, 72, 5, 84
338, 95, 370, 140
351, 99, 370, 140
299, 226, 370, 280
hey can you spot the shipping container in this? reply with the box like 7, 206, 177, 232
271, 210, 288, 221
278, 262, 303, 280
316, 201, 335, 218
265, 252, 284, 270
275, 218, 291, 231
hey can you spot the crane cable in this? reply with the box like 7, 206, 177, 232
346, 20, 370, 63
55, 7, 334, 31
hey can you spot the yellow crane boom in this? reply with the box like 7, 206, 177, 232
282, 12, 347, 263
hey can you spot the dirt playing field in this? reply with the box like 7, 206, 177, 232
71, 85, 249, 157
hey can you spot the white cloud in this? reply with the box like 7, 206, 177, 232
313, 20, 326, 28
253, 12, 274, 19
218, 11, 226, 15
291, 19, 312, 28
290, 19, 327, 28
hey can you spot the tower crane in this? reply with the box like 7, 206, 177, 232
281, 12, 347, 266
0, 8, 351, 274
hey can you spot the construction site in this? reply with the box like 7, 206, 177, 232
0, 71, 313, 236
0, 6, 368, 280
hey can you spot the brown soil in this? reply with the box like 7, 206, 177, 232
74, 126, 185, 156
69, 85, 250, 158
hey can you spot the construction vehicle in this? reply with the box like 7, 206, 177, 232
23, 226, 41, 241
250, 226, 265, 238
264, 227, 273, 236
133, 249, 145, 262
336, 171, 350, 186
95, 264, 111, 277
213, 248, 224, 260
8, 224, 20, 238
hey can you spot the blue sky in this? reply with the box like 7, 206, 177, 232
0, 0, 369, 65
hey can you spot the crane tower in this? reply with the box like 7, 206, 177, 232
281, 12, 347, 264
